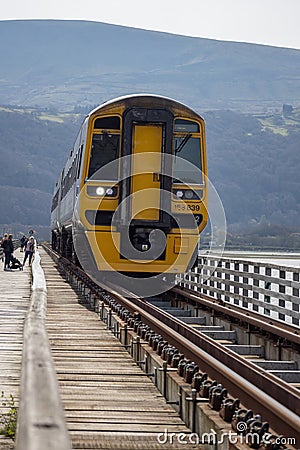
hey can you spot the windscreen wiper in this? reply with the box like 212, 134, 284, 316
175, 133, 192, 154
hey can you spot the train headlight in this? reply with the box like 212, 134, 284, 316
184, 190, 194, 199
172, 188, 203, 200
87, 185, 118, 197
96, 187, 105, 196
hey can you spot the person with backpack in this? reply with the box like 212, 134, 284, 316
23, 236, 35, 267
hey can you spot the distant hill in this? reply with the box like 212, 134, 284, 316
0, 20, 300, 111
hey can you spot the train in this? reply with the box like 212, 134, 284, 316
51, 94, 208, 285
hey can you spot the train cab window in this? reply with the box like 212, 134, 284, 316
173, 119, 203, 184
88, 115, 121, 179
88, 132, 120, 179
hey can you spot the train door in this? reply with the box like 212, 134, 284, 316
131, 123, 162, 221
118, 108, 173, 259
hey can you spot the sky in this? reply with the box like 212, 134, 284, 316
1, 0, 300, 50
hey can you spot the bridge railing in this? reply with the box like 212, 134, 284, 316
180, 254, 300, 326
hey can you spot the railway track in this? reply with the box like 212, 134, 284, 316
44, 244, 300, 449
166, 285, 300, 391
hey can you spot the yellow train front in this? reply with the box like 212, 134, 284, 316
53, 94, 208, 277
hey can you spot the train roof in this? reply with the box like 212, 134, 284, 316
88, 94, 203, 119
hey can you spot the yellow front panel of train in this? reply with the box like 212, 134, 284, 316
85, 230, 199, 273
131, 124, 162, 221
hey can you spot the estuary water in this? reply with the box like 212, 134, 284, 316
222, 251, 300, 268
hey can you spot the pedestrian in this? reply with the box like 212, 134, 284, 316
1, 233, 8, 263
23, 236, 29, 249
20, 235, 26, 252
1, 233, 8, 246
23, 236, 35, 267
2, 234, 14, 271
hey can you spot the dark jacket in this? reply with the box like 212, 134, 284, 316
4, 239, 14, 253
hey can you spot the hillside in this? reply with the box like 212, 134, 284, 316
0, 105, 299, 243
0, 107, 80, 228
206, 106, 300, 227
0, 20, 300, 111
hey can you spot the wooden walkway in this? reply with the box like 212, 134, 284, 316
0, 249, 31, 450
41, 248, 200, 449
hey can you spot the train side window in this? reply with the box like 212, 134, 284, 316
76, 145, 83, 179
51, 190, 60, 212
59, 169, 64, 199
88, 132, 120, 179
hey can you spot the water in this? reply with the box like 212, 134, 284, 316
222, 251, 300, 268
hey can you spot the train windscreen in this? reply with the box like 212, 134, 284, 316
88, 133, 119, 179
173, 119, 203, 184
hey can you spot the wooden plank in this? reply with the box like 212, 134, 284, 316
62, 405, 178, 413
70, 433, 200, 450
64, 415, 184, 424
66, 422, 191, 432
